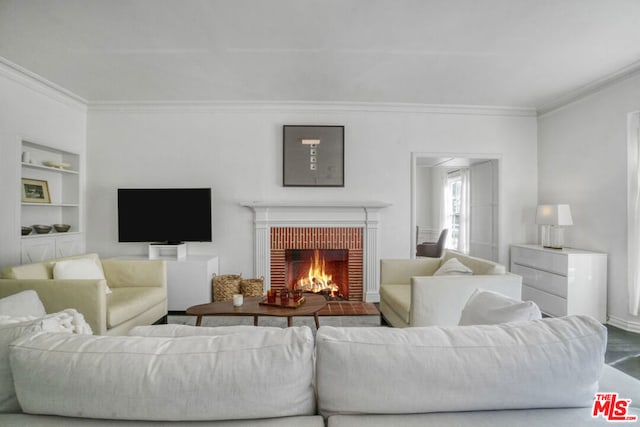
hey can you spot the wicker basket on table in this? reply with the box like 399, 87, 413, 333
212, 274, 242, 302
240, 277, 265, 298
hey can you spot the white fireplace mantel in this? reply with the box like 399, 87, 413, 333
241, 201, 391, 302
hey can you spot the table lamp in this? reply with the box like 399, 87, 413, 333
536, 204, 573, 249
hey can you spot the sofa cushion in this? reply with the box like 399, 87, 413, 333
458, 289, 542, 325
316, 316, 606, 417
2, 253, 103, 280
129, 324, 282, 337
442, 251, 506, 275
10, 327, 316, 421
326, 407, 640, 427
0, 413, 326, 426
379, 285, 411, 324
107, 287, 166, 328
433, 257, 473, 276
0, 290, 46, 318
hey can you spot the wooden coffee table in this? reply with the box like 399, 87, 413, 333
186, 293, 327, 329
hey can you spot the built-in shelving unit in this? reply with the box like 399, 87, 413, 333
20, 140, 84, 263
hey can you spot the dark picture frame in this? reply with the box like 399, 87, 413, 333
283, 125, 344, 187
21, 178, 51, 203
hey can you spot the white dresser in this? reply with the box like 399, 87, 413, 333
510, 244, 607, 322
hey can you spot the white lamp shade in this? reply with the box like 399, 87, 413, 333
536, 204, 573, 226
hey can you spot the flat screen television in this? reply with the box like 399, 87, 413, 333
118, 188, 212, 243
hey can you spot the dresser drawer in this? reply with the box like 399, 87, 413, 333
511, 246, 567, 276
522, 285, 567, 317
510, 264, 568, 299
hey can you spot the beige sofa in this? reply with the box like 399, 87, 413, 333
380, 251, 522, 327
0, 253, 167, 335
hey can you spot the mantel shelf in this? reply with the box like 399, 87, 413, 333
241, 201, 392, 209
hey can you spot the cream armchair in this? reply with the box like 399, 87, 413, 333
380, 251, 522, 327
0, 253, 167, 335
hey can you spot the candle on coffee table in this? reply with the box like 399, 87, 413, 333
233, 294, 244, 307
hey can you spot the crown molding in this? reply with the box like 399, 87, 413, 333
10, 48, 640, 119
0, 57, 87, 111
88, 100, 536, 117
538, 59, 640, 117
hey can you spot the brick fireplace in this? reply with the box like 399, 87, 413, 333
242, 202, 390, 302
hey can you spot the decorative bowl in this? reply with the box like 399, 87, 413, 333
21, 226, 32, 236
33, 224, 52, 234
53, 223, 71, 232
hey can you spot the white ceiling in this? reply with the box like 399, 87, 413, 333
2, 0, 640, 111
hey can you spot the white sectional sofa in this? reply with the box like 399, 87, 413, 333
1, 316, 639, 425
380, 251, 523, 327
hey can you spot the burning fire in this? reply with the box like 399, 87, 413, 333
295, 249, 341, 298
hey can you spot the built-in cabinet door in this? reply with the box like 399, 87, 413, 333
21, 239, 56, 263
55, 234, 84, 258
21, 234, 84, 263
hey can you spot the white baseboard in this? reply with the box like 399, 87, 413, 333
607, 315, 640, 333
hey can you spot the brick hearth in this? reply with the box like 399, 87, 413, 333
317, 301, 379, 316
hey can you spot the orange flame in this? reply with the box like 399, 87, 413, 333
295, 249, 340, 297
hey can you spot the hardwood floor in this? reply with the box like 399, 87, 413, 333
605, 325, 640, 380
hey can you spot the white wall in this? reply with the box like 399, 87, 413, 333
87, 104, 538, 275
0, 65, 86, 270
538, 73, 640, 331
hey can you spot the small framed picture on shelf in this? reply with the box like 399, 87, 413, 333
21, 178, 51, 203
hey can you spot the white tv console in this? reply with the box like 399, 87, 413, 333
148, 243, 187, 260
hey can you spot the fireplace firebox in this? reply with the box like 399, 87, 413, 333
286, 249, 348, 300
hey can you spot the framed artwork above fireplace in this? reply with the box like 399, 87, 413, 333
283, 125, 344, 187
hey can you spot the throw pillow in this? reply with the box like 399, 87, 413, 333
53, 259, 111, 294
0, 290, 46, 318
458, 288, 542, 325
0, 308, 91, 414
212, 274, 241, 302
433, 257, 473, 276
240, 277, 264, 297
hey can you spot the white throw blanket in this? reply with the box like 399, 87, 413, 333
0, 309, 92, 335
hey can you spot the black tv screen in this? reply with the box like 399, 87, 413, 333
118, 188, 212, 243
